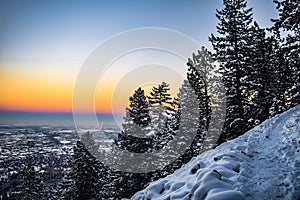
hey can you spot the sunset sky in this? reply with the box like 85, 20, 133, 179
0, 0, 278, 114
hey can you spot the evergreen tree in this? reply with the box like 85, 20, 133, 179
209, 0, 254, 143
244, 22, 280, 127
272, 0, 300, 108
115, 87, 153, 153
14, 160, 44, 200
187, 46, 214, 131
272, 0, 300, 42
160, 98, 179, 141
61, 141, 100, 200
177, 80, 200, 148
109, 84, 179, 199
0, 178, 9, 200
81, 131, 99, 157
148, 82, 173, 132
186, 47, 220, 153
122, 87, 151, 138
128, 87, 151, 127
269, 45, 293, 117
116, 83, 177, 154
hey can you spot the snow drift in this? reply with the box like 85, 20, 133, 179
130, 105, 300, 200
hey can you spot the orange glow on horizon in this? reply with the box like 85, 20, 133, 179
0, 63, 121, 114
0, 70, 73, 113
0, 62, 179, 115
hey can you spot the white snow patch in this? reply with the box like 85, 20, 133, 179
129, 105, 300, 200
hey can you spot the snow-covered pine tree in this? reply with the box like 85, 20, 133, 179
209, 0, 254, 143
160, 98, 179, 141
109, 84, 179, 199
0, 178, 9, 200
80, 131, 99, 157
115, 87, 153, 153
122, 87, 150, 138
272, 0, 300, 108
177, 80, 200, 153
13, 160, 44, 200
186, 47, 219, 153
119, 87, 151, 147
129, 87, 151, 127
148, 82, 173, 133
269, 44, 293, 117
147, 82, 178, 152
105, 87, 154, 199
244, 22, 280, 128
155, 79, 207, 174
61, 141, 100, 200
272, 0, 299, 46
187, 46, 214, 131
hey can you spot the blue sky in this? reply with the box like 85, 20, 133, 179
0, 0, 279, 113
0, 0, 278, 62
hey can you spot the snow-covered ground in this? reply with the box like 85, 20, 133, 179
130, 105, 300, 200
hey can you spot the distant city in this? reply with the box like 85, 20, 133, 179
0, 112, 121, 182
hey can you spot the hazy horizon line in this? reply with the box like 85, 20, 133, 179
0, 109, 124, 115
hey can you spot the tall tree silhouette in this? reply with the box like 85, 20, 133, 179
61, 141, 100, 200
14, 160, 44, 200
272, 0, 300, 108
209, 0, 254, 142
148, 82, 173, 133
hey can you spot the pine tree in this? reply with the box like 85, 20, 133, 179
272, 0, 300, 108
122, 87, 151, 137
0, 178, 9, 200
160, 98, 179, 140
115, 87, 153, 153
109, 85, 179, 199
272, 0, 300, 41
209, 0, 254, 143
269, 44, 293, 117
148, 82, 173, 132
186, 47, 219, 153
244, 22, 280, 127
61, 141, 100, 200
80, 131, 99, 157
177, 80, 200, 146
187, 46, 215, 131
14, 160, 44, 200
128, 87, 151, 127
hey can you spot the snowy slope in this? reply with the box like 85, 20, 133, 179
130, 105, 300, 200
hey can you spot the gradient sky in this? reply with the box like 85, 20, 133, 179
0, 0, 278, 114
